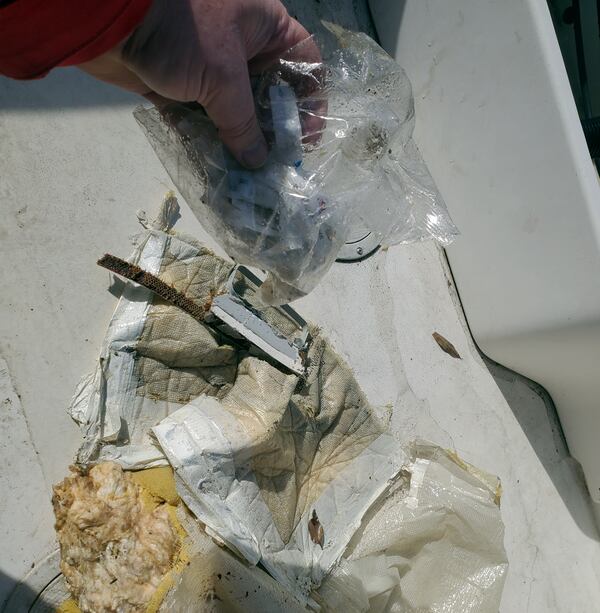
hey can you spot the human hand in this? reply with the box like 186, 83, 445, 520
78, 0, 321, 168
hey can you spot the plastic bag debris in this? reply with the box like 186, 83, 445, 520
134, 24, 457, 305
69, 199, 504, 612
153, 389, 405, 605
317, 442, 507, 612
159, 443, 508, 613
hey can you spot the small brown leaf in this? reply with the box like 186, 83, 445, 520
432, 332, 461, 359
308, 509, 324, 548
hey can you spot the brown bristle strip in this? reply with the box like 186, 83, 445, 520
97, 254, 207, 322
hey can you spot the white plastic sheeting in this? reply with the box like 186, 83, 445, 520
154, 395, 405, 605
68, 201, 506, 610
319, 442, 507, 612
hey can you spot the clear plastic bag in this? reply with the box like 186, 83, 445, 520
134, 23, 458, 305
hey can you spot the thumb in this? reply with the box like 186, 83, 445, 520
200, 61, 268, 169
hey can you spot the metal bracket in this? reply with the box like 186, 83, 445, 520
208, 266, 309, 375
336, 227, 381, 263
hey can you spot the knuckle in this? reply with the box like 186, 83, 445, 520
208, 57, 244, 83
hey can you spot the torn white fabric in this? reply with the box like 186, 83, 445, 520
153, 394, 406, 604
69, 201, 235, 468
71, 230, 171, 467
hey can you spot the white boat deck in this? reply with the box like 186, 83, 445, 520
1, 2, 600, 611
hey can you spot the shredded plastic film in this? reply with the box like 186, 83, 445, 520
134, 24, 457, 304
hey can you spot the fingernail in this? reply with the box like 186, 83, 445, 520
241, 139, 268, 169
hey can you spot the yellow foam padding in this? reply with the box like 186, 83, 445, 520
56, 599, 80, 613
146, 505, 191, 613
130, 466, 180, 506
131, 467, 189, 613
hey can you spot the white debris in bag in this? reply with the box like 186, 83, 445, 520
134, 24, 458, 305
269, 84, 303, 166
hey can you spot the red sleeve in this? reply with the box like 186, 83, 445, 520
0, 0, 152, 79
